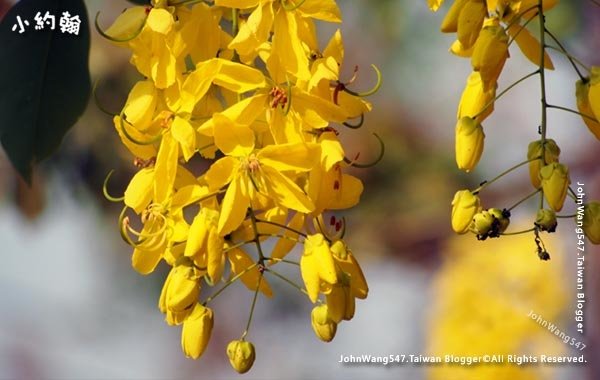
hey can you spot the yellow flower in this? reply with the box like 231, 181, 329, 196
456, 0, 486, 49
451, 189, 480, 234
181, 303, 214, 359
457, 72, 496, 123
540, 163, 571, 212
583, 202, 600, 244
310, 304, 337, 342
216, 0, 341, 81
527, 139, 560, 189
301, 234, 338, 302
471, 20, 509, 91
455, 116, 485, 172
184, 207, 224, 284
580, 66, 600, 139
322, 241, 368, 323
226, 340, 256, 374
204, 113, 318, 235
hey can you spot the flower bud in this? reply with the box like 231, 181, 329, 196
226, 340, 256, 374
451, 190, 480, 234
181, 304, 214, 359
471, 23, 509, 91
527, 139, 560, 188
488, 208, 510, 234
310, 305, 337, 342
165, 265, 200, 313
583, 201, 600, 244
457, 72, 496, 123
575, 78, 600, 139
472, 210, 494, 238
540, 163, 571, 212
455, 116, 485, 172
535, 209, 557, 232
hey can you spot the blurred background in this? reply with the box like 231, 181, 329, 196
1, 0, 599, 379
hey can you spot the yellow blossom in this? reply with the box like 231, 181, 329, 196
181, 303, 214, 359
301, 234, 338, 302
540, 163, 570, 212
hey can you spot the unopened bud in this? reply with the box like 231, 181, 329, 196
535, 209, 557, 232
181, 304, 213, 359
527, 139, 560, 188
226, 340, 256, 374
310, 305, 337, 342
455, 116, 485, 172
451, 190, 480, 234
540, 163, 571, 212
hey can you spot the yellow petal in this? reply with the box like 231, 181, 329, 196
457, 0, 486, 49
123, 80, 157, 130
261, 166, 314, 213
214, 0, 260, 8
171, 117, 197, 161
271, 212, 305, 261
214, 59, 267, 93
258, 143, 318, 172
440, 0, 469, 33
113, 115, 158, 159
154, 133, 179, 203
269, 9, 310, 82
297, 0, 341, 22
147, 8, 174, 35
124, 168, 154, 213
300, 253, 320, 302
132, 245, 163, 275
213, 113, 255, 156
218, 175, 250, 236
507, 23, 554, 70
229, 3, 274, 60
205, 156, 238, 191
105, 6, 147, 41
319, 132, 344, 171
180, 59, 221, 114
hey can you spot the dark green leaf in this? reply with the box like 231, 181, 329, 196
0, 0, 91, 183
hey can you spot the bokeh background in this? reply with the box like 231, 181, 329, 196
1, 1, 599, 379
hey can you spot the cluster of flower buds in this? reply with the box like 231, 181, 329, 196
97, 0, 379, 372
430, 0, 600, 255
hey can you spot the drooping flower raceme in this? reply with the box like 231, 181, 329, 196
97, 0, 380, 373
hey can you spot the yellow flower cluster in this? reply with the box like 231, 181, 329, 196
97, 0, 377, 372
429, 1, 600, 248
427, 232, 568, 380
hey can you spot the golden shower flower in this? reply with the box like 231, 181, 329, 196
527, 139, 561, 189
227, 340, 256, 374
455, 116, 485, 172
580, 67, 600, 139
471, 20, 509, 91
583, 201, 600, 244
457, 71, 496, 123
301, 234, 338, 303
310, 304, 337, 342
451, 189, 480, 234
540, 163, 570, 212
181, 303, 214, 359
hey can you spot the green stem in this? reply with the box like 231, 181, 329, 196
240, 274, 262, 341
249, 208, 266, 261
547, 104, 599, 123
544, 28, 589, 79
256, 219, 307, 237
473, 70, 539, 120
557, 214, 577, 218
501, 227, 536, 236
203, 263, 258, 305
264, 257, 300, 266
508, 189, 541, 211
472, 157, 539, 194
264, 267, 311, 299
258, 233, 301, 244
